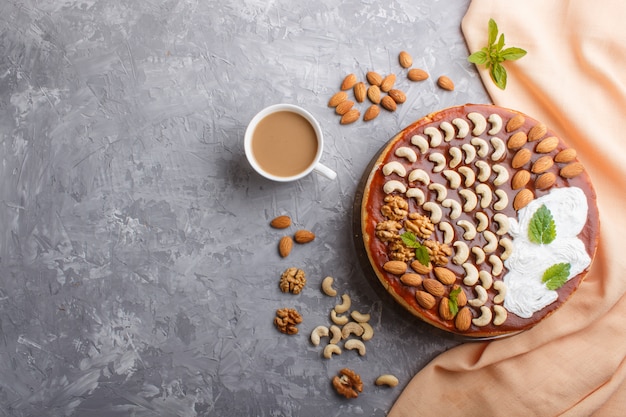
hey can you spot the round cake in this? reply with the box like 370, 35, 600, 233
358, 104, 600, 338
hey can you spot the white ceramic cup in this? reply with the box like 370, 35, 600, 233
244, 104, 337, 182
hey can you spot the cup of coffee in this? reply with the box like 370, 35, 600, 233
244, 104, 337, 182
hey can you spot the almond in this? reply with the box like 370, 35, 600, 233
455, 307, 472, 331
433, 267, 456, 285
555, 148, 577, 163
399, 51, 413, 68
423, 278, 445, 297
366, 71, 383, 86
388, 89, 406, 104
294, 229, 315, 243
381, 95, 397, 112
453, 284, 467, 307
513, 188, 534, 210
367, 85, 381, 104
353, 82, 366, 103
363, 105, 380, 122
536, 136, 559, 153
279, 236, 293, 257
400, 273, 423, 287
437, 75, 454, 91
340, 109, 360, 125
560, 162, 585, 178
535, 172, 556, 190
416, 291, 436, 309
511, 148, 532, 168
507, 131, 528, 150
439, 297, 455, 320
335, 100, 354, 115
380, 74, 396, 92
511, 169, 531, 190
506, 114, 525, 132
531, 155, 554, 174
411, 260, 433, 275
383, 260, 407, 275
270, 215, 291, 229
328, 91, 348, 107
341, 73, 357, 90
407, 68, 429, 81
528, 123, 547, 141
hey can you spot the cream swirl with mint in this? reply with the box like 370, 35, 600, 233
503, 187, 591, 319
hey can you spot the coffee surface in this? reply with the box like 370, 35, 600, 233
252, 111, 318, 177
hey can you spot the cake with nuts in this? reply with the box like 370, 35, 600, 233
357, 104, 599, 338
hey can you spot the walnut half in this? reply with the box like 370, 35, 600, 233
332, 368, 364, 399
274, 308, 302, 335
279, 267, 307, 294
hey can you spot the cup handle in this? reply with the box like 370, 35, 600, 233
313, 162, 337, 180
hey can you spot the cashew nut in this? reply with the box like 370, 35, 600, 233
428, 183, 447, 202
334, 294, 351, 314
410, 135, 429, 154
408, 169, 430, 185
453, 118, 470, 138
375, 374, 400, 387
493, 189, 509, 211
395, 146, 417, 162
453, 241, 470, 265
462, 263, 479, 285
471, 137, 489, 158
448, 146, 463, 168
475, 160, 492, 182
440, 121, 455, 142
406, 188, 425, 205
475, 212, 489, 232
483, 230, 498, 253
472, 246, 486, 264
329, 325, 342, 344
422, 202, 442, 223
330, 309, 349, 326
439, 221, 455, 244
383, 180, 407, 195
468, 112, 487, 136
493, 280, 507, 304
310, 325, 330, 346
488, 113, 503, 135
457, 219, 477, 240
493, 213, 510, 236
382, 161, 407, 177
461, 143, 476, 164
323, 343, 342, 359
360, 322, 374, 341
428, 152, 446, 173
459, 189, 478, 212
442, 170, 461, 189
321, 276, 337, 297
458, 166, 476, 187
344, 339, 366, 356
472, 305, 493, 327
424, 126, 443, 147
493, 305, 507, 326
442, 199, 462, 220
476, 183, 493, 209
492, 164, 509, 186
489, 254, 504, 276
341, 321, 364, 339
490, 137, 506, 161
479, 270, 493, 290
350, 310, 370, 323
469, 285, 488, 307
499, 237, 513, 260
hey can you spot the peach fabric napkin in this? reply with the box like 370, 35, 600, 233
388, 1, 626, 416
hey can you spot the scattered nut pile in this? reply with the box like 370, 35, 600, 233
328, 50, 455, 124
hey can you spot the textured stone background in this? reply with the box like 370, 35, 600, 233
0, 0, 489, 415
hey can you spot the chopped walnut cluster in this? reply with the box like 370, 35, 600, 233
388, 238, 415, 262
375, 220, 402, 242
404, 213, 435, 239
423, 240, 452, 266
274, 308, 302, 335
332, 368, 364, 399
279, 267, 306, 294
380, 195, 408, 221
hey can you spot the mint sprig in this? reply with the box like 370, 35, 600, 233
528, 204, 557, 245
468, 18, 527, 90
400, 231, 430, 266
542, 263, 571, 290
448, 287, 462, 316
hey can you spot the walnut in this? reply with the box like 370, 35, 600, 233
279, 267, 306, 294
332, 368, 363, 399
375, 220, 402, 242
388, 238, 415, 262
274, 308, 302, 335
380, 195, 409, 221
404, 213, 435, 239
423, 240, 452, 266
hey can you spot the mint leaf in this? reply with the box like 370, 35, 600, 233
448, 287, 462, 316
468, 50, 488, 65
528, 204, 557, 244
400, 231, 420, 248
500, 47, 527, 61
542, 263, 571, 290
400, 231, 430, 266
491, 62, 507, 90
414, 246, 430, 266
488, 18, 498, 45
